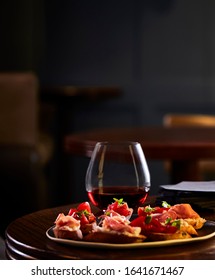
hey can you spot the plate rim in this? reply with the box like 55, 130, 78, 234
46, 220, 215, 249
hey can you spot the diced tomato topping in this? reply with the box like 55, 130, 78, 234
130, 214, 178, 236
77, 202, 92, 213
79, 214, 90, 225
137, 206, 170, 216
68, 208, 77, 216
67, 202, 96, 225
106, 199, 132, 217
153, 207, 170, 213
137, 207, 147, 217
130, 216, 145, 227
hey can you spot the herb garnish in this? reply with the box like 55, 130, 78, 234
162, 201, 171, 208
113, 198, 124, 204
171, 219, 181, 229
144, 205, 155, 212
76, 209, 89, 218
145, 215, 152, 224
165, 217, 172, 224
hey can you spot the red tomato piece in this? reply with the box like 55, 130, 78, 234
79, 214, 90, 225
137, 206, 170, 216
67, 202, 96, 225
131, 214, 178, 235
68, 208, 77, 216
130, 216, 145, 227
77, 202, 91, 213
163, 224, 178, 234
137, 207, 148, 217
107, 201, 131, 217
153, 207, 170, 213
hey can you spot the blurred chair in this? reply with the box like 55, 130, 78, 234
0, 72, 48, 237
0, 236, 6, 259
163, 114, 215, 127
163, 113, 215, 180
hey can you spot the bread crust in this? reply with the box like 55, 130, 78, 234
184, 217, 206, 229
53, 227, 83, 240
146, 231, 192, 241
83, 231, 146, 244
81, 222, 97, 236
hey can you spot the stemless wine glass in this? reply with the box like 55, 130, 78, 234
85, 141, 150, 210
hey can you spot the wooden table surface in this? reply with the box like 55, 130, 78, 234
5, 196, 215, 260
64, 126, 215, 183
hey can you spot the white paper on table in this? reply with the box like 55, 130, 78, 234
160, 181, 215, 192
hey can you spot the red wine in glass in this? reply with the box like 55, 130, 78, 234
88, 186, 149, 210
85, 142, 151, 211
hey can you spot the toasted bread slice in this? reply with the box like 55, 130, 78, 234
53, 227, 83, 240
184, 217, 206, 229
83, 231, 146, 244
146, 231, 192, 242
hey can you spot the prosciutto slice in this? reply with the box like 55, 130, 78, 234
101, 215, 141, 235
55, 213, 81, 230
153, 209, 178, 223
53, 213, 83, 240
170, 204, 200, 219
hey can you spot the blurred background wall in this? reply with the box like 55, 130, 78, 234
1, 0, 215, 207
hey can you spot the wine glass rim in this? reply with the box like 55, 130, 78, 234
95, 141, 141, 146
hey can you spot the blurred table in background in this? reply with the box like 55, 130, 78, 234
64, 126, 215, 184
39, 86, 122, 205
40, 85, 122, 100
